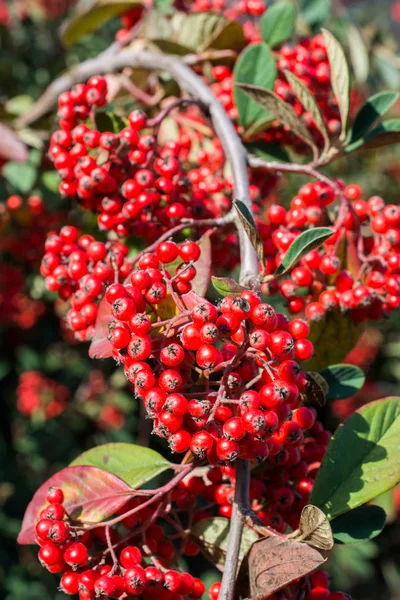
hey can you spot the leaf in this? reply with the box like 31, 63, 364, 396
71, 443, 171, 488
346, 119, 400, 154
191, 517, 258, 570
244, 140, 290, 163
246, 536, 326, 598
347, 24, 369, 85
299, 505, 334, 550
307, 310, 365, 371
299, 0, 331, 25
191, 233, 212, 297
302, 372, 328, 407
322, 29, 351, 136
96, 111, 127, 134
284, 70, 330, 150
275, 227, 333, 275
234, 199, 264, 263
211, 276, 246, 297
61, 0, 143, 47
237, 83, 317, 150
349, 91, 399, 143
310, 397, 400, 519
0, 124, 28, 162
331, 505, 386, 544
18, 466, 132, 544
2, 162, 37, 193
88, 295, 114, 359
233, 43, 277, 129
260, 1, 296, 48
319, 364, 366, 401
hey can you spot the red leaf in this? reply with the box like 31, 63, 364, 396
0, 123, 28, 162
18, 465, 132, 545
88, 296, 113, 359
181, 290, 206, 310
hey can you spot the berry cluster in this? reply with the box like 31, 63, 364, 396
208, 34, 339, 151
48, 77, 232, 241
17, 371, 69, 419
104, 246, 315, 463
261, 182, 400, 322
34, 485, 207, 599
41, 225, 133, 341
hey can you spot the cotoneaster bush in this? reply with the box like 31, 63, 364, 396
1, 1, 400, 600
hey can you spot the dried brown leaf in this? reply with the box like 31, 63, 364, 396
298, 505, 334, 550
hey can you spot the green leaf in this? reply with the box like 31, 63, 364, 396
299, 0, 331, 25
260, 1, 296, 48
5, 95, 34, 116
284, 70, 330, 150
61, 0, 143, 47
191, 517, 258, 569
322, 29, 351, 137
233, 43, 277, 129
2, 162, 37, 194
71, 443, 171, 488
349, 91, 399, 143
244, 140, 290, 163
153, 0, 174, 14
310, 397, 400, 519
331, 505, 386, 544
275, 227, 333, 275
346, 118, 400, 154
234, 200, 264, 263
307, 311, 364, 371
319, 364, 366, 401
211, 276, 246, 297
96, 111, 127, 133
347, 24, 369, 85
237, 83, 317, 151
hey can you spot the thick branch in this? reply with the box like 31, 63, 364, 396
219, 459, 251, 600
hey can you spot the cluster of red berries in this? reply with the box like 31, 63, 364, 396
48, 76, 232, 242
17, 371, 69, 419
34, 485, 207, 599
261, 182, 400, 322
209, 571, 349, 600
208, 34, 339, 151
104, 250, 315, 463
40, 225, 133, 341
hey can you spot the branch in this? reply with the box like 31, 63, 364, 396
219, 458, 251, 600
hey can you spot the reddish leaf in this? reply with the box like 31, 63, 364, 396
0, 123, 28, 162
245, 536, 326, 598
181, 290, 207, 310
18, 465, 132, 545
88, 296, 113, 359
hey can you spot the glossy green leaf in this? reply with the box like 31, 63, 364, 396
349, 91, 399, 143
299, 0, 331, 25
322, 29, 351, 136
275, 227, 333, 275
310, 397, 400, 518
331, 505, 386, 544
244, 140, 290, 163
233, 43, 277, 129
71, 443, 171, 488
346, 118, 400, 153
61, 0, 143, 47
260, 1, 296, 48
211, 276, 246, 297
320, 364, 366, 401
237, 83, 317, 151
191, 517, 258, 569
